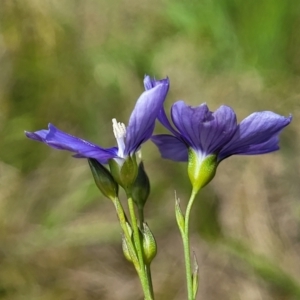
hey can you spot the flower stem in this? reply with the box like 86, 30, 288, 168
138, 207, 144, 229
127, 195, 154, 300
146, 264, 154, 299
112, 196, 152, 299
181, 189, 198, 300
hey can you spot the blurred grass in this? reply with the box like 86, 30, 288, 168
0, 0, 300, 299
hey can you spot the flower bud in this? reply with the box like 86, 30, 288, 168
132, 162, 150, 210
142, 223, 157, 264
188, 149, 218, 194
122, 234, 132, 262
88, 158, 118, 200
121, 224, 139, 265
109, 155, 138, 192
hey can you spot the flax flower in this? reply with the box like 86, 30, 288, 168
25, 76, 169, 165
152, 101, 291, 191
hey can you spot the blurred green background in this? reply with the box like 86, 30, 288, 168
0, 0, 299, 299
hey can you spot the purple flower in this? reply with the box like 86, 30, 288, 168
152, 101, 292, 164
25, 75, 169, 165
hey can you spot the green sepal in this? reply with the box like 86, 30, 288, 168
188, 149, 218, 194
108, 159, 122, 185
88, 158, 118, 200
142, 222, 157, 265
175, 195, 185, 234
109, 155, 138, 192
132, 162, 150, 210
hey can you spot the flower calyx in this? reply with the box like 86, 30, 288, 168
187, 149, 218, 194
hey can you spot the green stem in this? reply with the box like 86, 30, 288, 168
146, 264, 154, 299
127, 195, 153, 300
138, 207, 144, 228
112, 196, 151, 299
112, 197, 139, 267
181, 189, 198, 300
135, 205, 155, 298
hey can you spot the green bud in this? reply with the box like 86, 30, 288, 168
132, 162, 150, 210
125, 221, 133, 237
109, 155, 138, 192
188, 149, 218, 194
122, 234, 133, 262
121, 224, 139, 265
175, 194, 185, 234
142, 223, 157, 264
88, 158, 118, 200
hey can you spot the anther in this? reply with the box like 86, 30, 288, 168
112, 118, 126, 158
112, 118, 126, 139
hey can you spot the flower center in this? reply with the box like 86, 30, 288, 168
112, 118, 126, 158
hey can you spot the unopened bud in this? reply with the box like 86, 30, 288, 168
132, 162, 150, 209
142, 223, 157, 264
121, 223, 139, 265
122, 234, 132, 262
88, 158, 118, 200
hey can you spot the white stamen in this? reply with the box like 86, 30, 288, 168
112, 118, 126, 158
112, 118, 126, 139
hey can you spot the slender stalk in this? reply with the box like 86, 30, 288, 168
146, 264, 154, 299
112, 197, 132, 248
181, 189, 198, 300
127, 195, 153, 300
134, 204, 154, 298
112, 196, 151, 299
138, 207, 144, 228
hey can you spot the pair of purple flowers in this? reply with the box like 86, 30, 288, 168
26, 76, 291, 184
